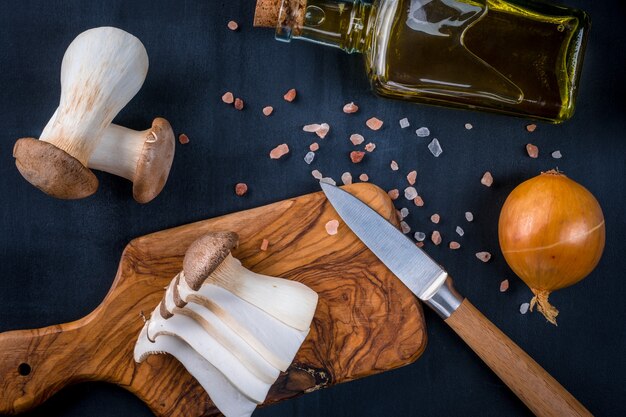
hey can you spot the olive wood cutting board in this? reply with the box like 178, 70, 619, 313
0, 183, 427, 416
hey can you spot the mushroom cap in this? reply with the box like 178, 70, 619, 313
183, 232, 239, 291
13, 138, 98, 199
132, 118, 175, 204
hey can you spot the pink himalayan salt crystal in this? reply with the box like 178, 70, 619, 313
312, 170, 323, 180
343, 102, 359, 114
320, 177, 336, 186
526, 124, 537, 133
404, 186, 418, 200
449, 241, 461, 250
481, 171, 494, 187
526, 143, 539, 158
500, 279, 510, 292
316, 123, 330, 139
350, 133, 365, 146
416, 242, 425, 248
366, 117, 383, 131
365, 143, 376, 152
227, 20, 239, 31
341, 172, 353, 185
234, 98, 244, 110
414, 196, 424, 207
359, 173, 369, 182
325, 220, 340, 236
270, 144, 290, 159
388, 189, 400, 200
262, 106, 274, 116
284, 88, 297, 102
400, 221, 411, 234
178, 134, 190, 145
303, 124, 321, 132
222, 92, 234, 104
390, 160, 399, 171
430, 213, 440, 224
350, 151, 365, 163
260, 239, 269, 251
407, 170, 417, 186
431, 231, 442, 246
309, 142, 319, 151
476, 251, 492, 262
235, 183, 248, 196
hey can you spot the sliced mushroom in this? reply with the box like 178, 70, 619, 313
13, 27, 149, 199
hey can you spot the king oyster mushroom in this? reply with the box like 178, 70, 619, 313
12, 26, 173, 200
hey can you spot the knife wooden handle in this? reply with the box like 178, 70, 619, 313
445, 299, 592, 417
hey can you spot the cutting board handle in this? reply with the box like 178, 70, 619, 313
445, 299, 592, 417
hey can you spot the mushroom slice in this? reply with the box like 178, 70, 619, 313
13, 27, 149, 199
177, 280, 309, 372
134, 324, 258, 417
183, 232, 319, 331
147, 301, 272, 404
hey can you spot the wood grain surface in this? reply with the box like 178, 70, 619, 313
0, 183, 427, 416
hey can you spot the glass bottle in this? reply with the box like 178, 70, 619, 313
254, 0, 590, 123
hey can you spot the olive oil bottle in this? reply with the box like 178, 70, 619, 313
254, 0, 590, 123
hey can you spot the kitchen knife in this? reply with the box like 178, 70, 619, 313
320, 182, 591, 417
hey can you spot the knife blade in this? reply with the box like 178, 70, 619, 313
321, 183, 592, 417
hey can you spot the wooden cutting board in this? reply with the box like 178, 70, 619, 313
0, 183, 426, 416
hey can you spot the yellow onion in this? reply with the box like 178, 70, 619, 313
498, 170, 605, 325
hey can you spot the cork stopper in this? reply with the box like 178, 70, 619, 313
254, 0, 282, 28
254, 0, 307, 35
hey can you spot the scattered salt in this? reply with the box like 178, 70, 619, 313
350, 134, 365, 146
325, 220, 340, 236
404, 186, 418, 200
500, 279, 509, 292
465, 211, 474, 222
269, 144, 289, 159
400, 207, 409, 219
520, 303, 530, 314
350, 151, 365, 163
316, 123, 330, 139
526, 143, 539, 158
235, 183, 248, 196
260, 239, 269, 251
481, 171, 494, 187
552, 150, 562, 159
449, 241, 461, 250
221, 92, 234, 104
388, 189, 399, 200
431, 231, 442, 246
284, 88, 297, 102
414, 232, 426, 242
365, 143, 376, 152
227, 20, 239, 31
400, 221, 411, 234
320, 177, 336, 186
431, 214, 440, 224
456, 226, 464, 236
428, 138, 443, 157
414, 196, 424, 207
399, 118, 410, 129
304, 151, 315, 164
262, 106, 274, 116
309, 142, 319, 151
366, 117, 384, 131
234, 98, 244, 110
476, 251, 492, 262
465, 123, 473, 130
341, 172, 353, 185
526, 124, 537, 133
303, 124, 321, 133
407, 170, 417, 185
343, 102, 359, 114
416, 127, 430, 137
178, 134, 190, 145
416, 242, 425, 248
312, 170, 323, 180
390, 160, 399, 171
359, 173, 369, 182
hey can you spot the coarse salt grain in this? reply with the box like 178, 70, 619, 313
359, 173, 369, 182
309, 142, 319, 151
449, 241, 461, 250
465, 211, 474, 222
430, 213, 440, 224
365, 143, 376, 152
388, 189, 399, 200
399, 118, 410, 129
316, 123, 330, 139
456, 226, 464, 236
270, 144, 289, 159
416, 127, 430, 137
178, 134, 190, 144
414, 196, 424, 207
262, 106, 274, 116
222, 92, 234, 104
404, 186, 418, 200
526, 143, 539, 158
431, 231, 442, 245
400, 207, 409, 219
500, 279, 509, 292
284, 88, 297, 102
552, 150, 562, 159
234, 98, 244, 110
401, 221, 411, 234
407, 170, 417, 185
235, 183, 248, 196
390, 160, 399, 171
520, 303, 530, 314
343, 102, 359, 114
350, 133, 365, 146
303, 124, 321, 132
366, 117, 383, 131
414, 231, 426, 242
428, 138, 443, 157
350, 151, 365, 163
304, 151, 315, 164
416, 242, 425, 248
312, 170, 323, 180
227, 20, 239, 31
481, 171, 494, 187
341, 172, 353, 185
260, 239, 269, 251
465, 123, 473, 130
320, 177, 336, 186
325, 220, 340, 235
476, 251, 492, 262
526, 124, 537, 133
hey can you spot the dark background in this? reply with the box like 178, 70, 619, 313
1, 0, 625, 416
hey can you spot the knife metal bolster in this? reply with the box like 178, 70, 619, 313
423, 275, 464, 319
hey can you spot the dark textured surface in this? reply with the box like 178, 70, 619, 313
0, 1, 624, 416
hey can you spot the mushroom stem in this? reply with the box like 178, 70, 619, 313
88, 124, 146, 181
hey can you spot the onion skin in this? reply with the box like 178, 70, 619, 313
498, 170, 605, 325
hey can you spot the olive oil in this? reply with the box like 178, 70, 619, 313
257, 0, 590, 123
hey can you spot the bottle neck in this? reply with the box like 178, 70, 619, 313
275, 0, 372, 54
